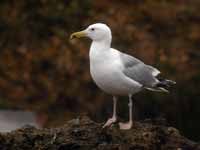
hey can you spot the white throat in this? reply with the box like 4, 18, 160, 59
89, 39, 111, 62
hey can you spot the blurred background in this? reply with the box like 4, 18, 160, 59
0, 0, 199, 141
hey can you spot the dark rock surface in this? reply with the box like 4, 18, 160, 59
0, 116, 199, 150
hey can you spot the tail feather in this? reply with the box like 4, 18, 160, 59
145, 78, 176, 93
156, 79, 176, 88
145, 87, 169, 93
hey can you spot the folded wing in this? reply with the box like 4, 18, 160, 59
119, 52, 160, 88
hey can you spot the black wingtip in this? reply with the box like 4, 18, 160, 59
156, 79, 176, 88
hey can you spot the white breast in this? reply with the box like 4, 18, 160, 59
89, 48, 142, 96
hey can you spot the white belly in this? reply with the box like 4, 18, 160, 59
90, 61, 142, 96
89, 46, 142, 96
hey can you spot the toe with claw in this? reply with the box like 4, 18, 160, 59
103, 117, 117, 128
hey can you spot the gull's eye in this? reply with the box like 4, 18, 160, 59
91, 28, 95, 31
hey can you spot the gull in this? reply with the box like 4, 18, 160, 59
70, 23, 175, 130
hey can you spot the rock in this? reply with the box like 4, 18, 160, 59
0, 116, 199, 150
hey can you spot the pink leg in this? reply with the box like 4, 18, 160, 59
103, 96, 117, 128
119, 95, 133, 130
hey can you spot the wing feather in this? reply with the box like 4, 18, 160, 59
119, 52, 160, 87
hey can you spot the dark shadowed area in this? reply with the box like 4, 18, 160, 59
0, 0, 199, 141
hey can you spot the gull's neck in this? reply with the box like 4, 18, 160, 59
89, 39, 111, 62
91, 40, 111, 51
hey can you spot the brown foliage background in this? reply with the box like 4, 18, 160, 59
0, 0, 199, 140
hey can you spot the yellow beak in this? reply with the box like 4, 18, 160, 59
70, 30, 87, 40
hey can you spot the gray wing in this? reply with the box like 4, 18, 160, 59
120, 52, 160, 87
